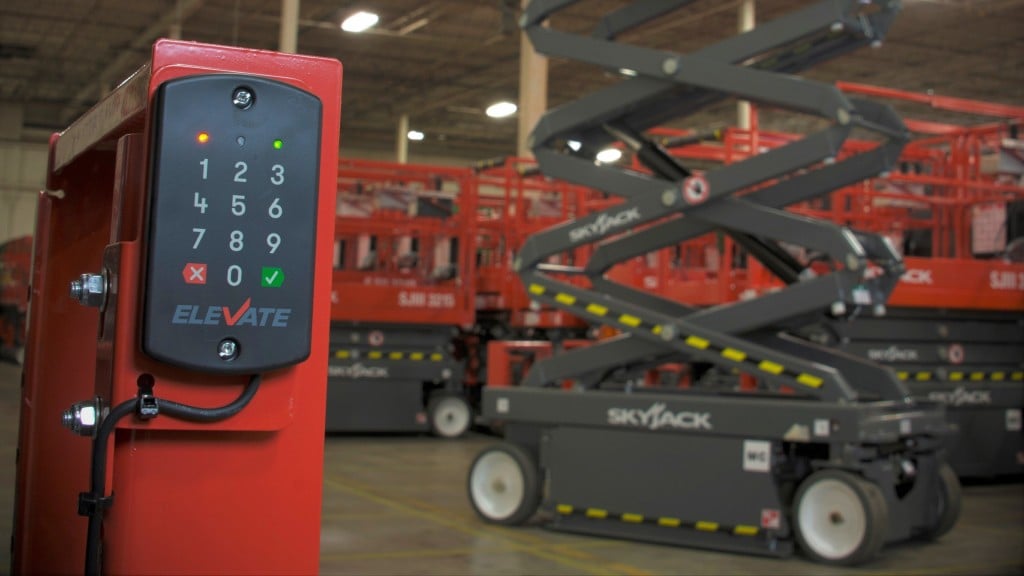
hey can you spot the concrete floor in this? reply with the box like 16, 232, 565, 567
1, 360, 1022, 575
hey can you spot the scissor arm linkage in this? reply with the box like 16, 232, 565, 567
516, 0, 912, 403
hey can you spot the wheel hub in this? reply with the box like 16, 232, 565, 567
470, 451, 526, 521
798, 478, 869, 560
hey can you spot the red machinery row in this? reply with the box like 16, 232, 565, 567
325, 83, 1024, 478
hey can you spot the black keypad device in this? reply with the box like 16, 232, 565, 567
142, 74, 322, 373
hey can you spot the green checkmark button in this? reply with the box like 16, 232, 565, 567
261, 266, 284, 288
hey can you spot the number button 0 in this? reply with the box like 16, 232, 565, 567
227, 264, 243, 287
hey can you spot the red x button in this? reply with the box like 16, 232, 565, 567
183, 263, 207, 285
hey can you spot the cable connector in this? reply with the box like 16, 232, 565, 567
137, 394, 159, 420
136, 373, 159, 420
78, 492, 113, 517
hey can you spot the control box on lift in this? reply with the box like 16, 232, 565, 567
13, 40, 342, 576
143, 74, 320, 372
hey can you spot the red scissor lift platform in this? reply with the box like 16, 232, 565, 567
326, 159, 479, 436
475, 158, 593, 335
610, 84, 1024, 477
473, 158, 596, 398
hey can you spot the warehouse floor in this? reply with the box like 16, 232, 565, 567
0, 361, 1021, 575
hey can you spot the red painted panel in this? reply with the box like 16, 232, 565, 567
13, 40, 341, 575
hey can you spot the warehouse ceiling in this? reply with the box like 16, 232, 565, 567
2, 0, 1023, 161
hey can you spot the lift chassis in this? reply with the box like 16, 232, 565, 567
326, 323, 466, 436
468, 0, 960, 566
480, 388, 954, 561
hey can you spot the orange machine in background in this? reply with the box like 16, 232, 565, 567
0, 235, 31, 364
475, 157, 592, 337
13, 40, 341, 575
325, 159, 478, 436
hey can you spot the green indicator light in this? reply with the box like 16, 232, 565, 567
273, 139, 283, 150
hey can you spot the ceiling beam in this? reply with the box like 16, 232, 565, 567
60, 0, 205, 123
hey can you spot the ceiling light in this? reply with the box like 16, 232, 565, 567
486, 101, 518, 118
341, 11, 379, 33
619, 68, 638, 77
596, 147, 622, 163
567, 140, 582, 151
407, 130, 424, 141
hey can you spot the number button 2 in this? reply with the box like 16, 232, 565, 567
234, 161, 248, 182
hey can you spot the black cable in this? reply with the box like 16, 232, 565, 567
156, 374, 261, 421
83, 399, 136, 576
83, 374, 262, 576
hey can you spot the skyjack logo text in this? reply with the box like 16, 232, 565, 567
328, 364, 389, 378
171, 298, 292, 328
927, 386, 992, 407
867, 346, 919, 362
607, 402, 712, 431
569, 208, 641, 242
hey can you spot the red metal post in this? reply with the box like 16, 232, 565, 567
13, 40, 342, 575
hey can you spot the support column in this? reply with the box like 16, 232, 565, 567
168, 19, 183, 40
737, 0, 755, 130
0, 103, 24, 141
279, 0, 299, 53
517, 0, 548, 158
396, 114, 409, 164
168, 0, 183, 40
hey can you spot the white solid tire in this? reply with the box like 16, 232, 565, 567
467, 443, 539, 525
428, 394, 471, 438
794, 470, 888, 565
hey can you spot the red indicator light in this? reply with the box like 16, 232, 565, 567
197, 132, 210, 144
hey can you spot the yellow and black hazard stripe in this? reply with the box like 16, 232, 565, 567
897, 370, 1024, 383
332, 349, 446, 362
554, 504, 762, 537
529, 283, 825, 390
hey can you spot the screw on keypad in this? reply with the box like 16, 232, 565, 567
218, 339, 240, 361
232, 87, 254, 110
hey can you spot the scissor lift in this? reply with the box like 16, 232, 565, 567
326, 159, 478, 436
468, 0, 960, 565
475, 157, 592, 339
470, 159, 594, 391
